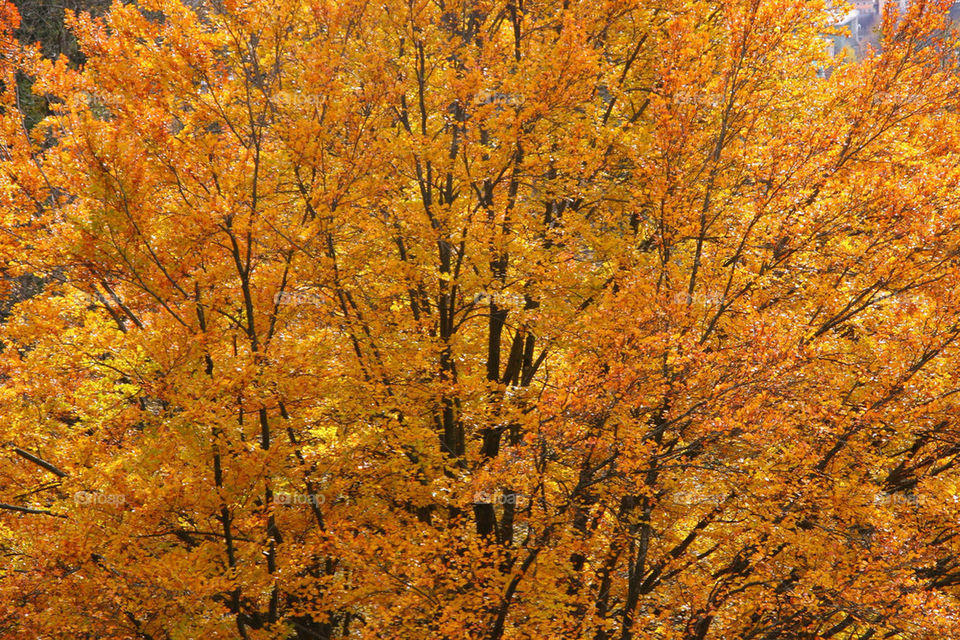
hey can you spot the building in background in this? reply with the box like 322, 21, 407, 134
825, 8, 863, 60
878, 0, 909, 13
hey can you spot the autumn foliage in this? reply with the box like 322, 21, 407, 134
4, 0, 960, 638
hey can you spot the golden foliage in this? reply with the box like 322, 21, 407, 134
2, 0, 960, 638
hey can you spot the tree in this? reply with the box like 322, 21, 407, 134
4, 0, 960, 638
9, 0, 112, 128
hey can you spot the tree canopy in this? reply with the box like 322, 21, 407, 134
3, 0, 960, 638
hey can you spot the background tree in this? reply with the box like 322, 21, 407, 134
10, 0, 110, 127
